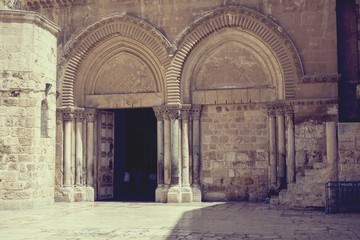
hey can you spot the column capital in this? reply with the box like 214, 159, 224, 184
153, 106, 164, 121
275, 105, 286, 116
74, 108, 85, 121
266, 106, 277, 117
191, 105, 203, 120
84, 108, 97, 123
180, 104, 191, 120
285, 104, 294, 116
166, 104, 181, 120
59, 107, 75, 122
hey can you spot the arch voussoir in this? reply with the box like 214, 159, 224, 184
168, 6, 304, 104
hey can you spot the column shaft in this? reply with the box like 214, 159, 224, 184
268, 108, 277, 186
75, 109, 84, 186
276, 107, 286, 186
286, 106, 295, 183
164, 115, 171, 186
63, 109, 74, 187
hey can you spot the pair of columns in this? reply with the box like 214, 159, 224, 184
153, 104, 202, 203
59, 107, 96, 192
267, 104, 295, 188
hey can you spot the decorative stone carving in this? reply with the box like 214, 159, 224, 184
84, 109, 97, 123
73, 108, 84, 121
191, 105, 202, 120
302, 74, 340, 83
1, 0, 20, 9
62, 108, 74, 122
153, 106, 164, 121
167, 105, 181, 120
180, 105, 191, 120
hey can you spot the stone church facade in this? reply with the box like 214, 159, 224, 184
0, 0, 359, 209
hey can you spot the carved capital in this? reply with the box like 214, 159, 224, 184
73, 108, 85, 121
266, 107, 276, 117
284, 104, 294, 116
153, 106, 164, 121
180, 104, 191, 120
275, 105, 286, 116
84, 109, 97, 123
166, 104, 181, 120
191, 105, 203, 120
62, 108, 74, 122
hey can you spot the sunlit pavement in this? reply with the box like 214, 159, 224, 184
0, 202, 359, 240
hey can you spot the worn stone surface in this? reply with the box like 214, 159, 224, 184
201, 105, 269, 201
1, 202, 360, 240
0, 11, 59, 209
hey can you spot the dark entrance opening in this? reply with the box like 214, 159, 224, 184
113, 108, 157, 201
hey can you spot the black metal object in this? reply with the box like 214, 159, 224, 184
325, 181, 360, 214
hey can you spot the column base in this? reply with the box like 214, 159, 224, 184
181, 186, 193, 203
155, 185, 167, 203
55, 186, 87, 202
167, 185, 182, 203
85, 186, 95, 202
192, 185, 202, 202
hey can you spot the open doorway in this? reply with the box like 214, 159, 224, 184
112, 108, 157, 202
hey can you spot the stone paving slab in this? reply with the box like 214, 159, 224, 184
0, 202, 359, 240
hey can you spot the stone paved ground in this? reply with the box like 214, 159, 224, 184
0, 202, 359, 240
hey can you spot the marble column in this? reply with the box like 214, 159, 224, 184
267, 106, 277, 186
286, 105, 295, 183
191, 105, 202, 202
153, 106, 165, 202
326, 122, 338, 181
181, 105, 192, 202
167, 105, 182, 203
285, 105, 296, 183
163, 108, 171, 201
276, 105, 286, 187
62, 108, 74, 187
74, 108, 84, 186
85, 109, 96, 201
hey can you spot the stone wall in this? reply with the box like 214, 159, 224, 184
0, 10, 59, 209
201, 104, 269, 201
338, 123, 360, 181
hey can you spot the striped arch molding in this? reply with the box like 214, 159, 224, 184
167, 6, 304, 104
60, 6, 304, 106
60, 14, 172, 107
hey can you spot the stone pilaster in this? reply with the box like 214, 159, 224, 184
191, 105, 202, 202
167, 104, 182, 203
153, 106, 165, 202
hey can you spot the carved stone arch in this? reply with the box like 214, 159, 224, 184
169, 6, 304, 104
59, 14, 172, 107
